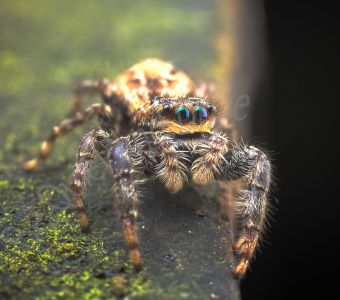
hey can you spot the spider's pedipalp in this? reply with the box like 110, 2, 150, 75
70, 128, 111, 231
155, 134, 188, 193
191, 133, 229, 185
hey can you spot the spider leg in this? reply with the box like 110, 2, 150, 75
24, 103, 112, 170
110, 137, 143, 269
71, 79, 113, 114
217, 144, 271, 279
70, 128, 111, 231
213, 120, 237, 232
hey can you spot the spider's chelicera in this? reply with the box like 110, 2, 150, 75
24, 59, 271, 279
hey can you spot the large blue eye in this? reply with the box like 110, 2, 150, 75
194, 106, 208, 123
175, 106, 190, 124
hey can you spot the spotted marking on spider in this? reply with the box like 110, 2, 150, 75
24, 59, 271, 279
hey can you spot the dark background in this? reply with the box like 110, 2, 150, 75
243, 2, 338, 299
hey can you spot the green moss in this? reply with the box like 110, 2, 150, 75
0, 178, 154, 299
0, 180, 9, 190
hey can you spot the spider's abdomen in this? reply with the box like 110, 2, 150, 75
111, 59, 195, 113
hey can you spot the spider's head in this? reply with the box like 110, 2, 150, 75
134, 96, 217, 134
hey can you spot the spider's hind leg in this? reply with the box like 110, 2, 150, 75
109, 137, 144, 269
71, 79, 113, 114
24, 103, 112, 170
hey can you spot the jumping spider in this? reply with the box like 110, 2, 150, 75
24, 59, 271, 279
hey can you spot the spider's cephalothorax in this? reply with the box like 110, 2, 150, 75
134, 96, 217, 134
24, 59, 271, 279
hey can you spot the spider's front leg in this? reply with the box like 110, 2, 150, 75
70, 128, 111, 230
109, 137, 143, 269
218, 144, 271, 279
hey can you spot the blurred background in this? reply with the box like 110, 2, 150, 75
246, 2, 338, 299
0, 0, 338, 299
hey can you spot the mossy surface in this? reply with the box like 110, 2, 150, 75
0, 1, 239, 299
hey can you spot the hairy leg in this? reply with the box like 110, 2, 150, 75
110, 137, 143, 269
24, 103, 112, 170
213, 113, 237, 228
191, 132, 229, 185
71, 79, 113, 113
216, 144, 271, 279
233, 146, 271, 278
70, 128, 111, 231
214, 124, 238, 236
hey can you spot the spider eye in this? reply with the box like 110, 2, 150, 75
175, 106, 190, 124
193, 106, 208, 123
163, 104, 171, 114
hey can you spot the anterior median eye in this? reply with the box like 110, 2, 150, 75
175, 106, 190, 124
194, 106, 208, 123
